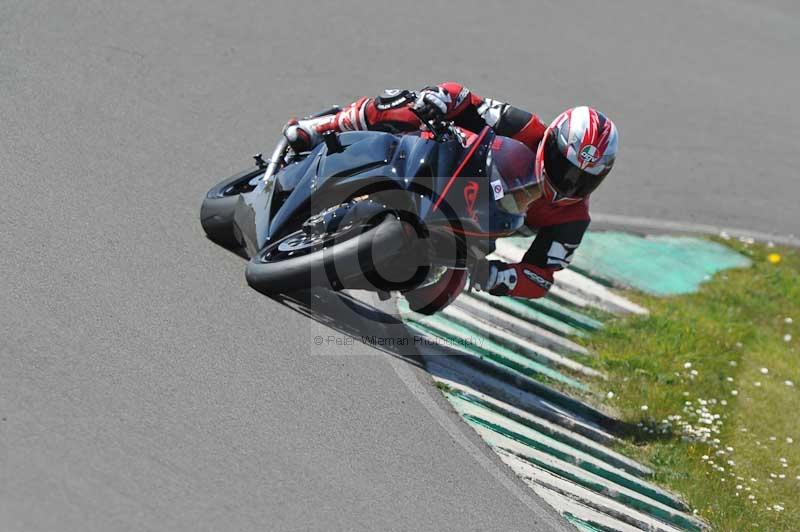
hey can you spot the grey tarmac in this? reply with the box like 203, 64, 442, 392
1, 1, 798, 530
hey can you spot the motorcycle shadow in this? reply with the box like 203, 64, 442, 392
265, 288, 431, 369
260, 287, 640, 439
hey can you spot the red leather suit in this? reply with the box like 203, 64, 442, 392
308, 82, 591, 300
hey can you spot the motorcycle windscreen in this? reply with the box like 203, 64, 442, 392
490, 136, 537, 220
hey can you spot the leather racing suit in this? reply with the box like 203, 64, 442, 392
287, 82, 591, 301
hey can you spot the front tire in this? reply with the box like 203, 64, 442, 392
200, 166, 264, 249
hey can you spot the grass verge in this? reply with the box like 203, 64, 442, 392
585, 240, 799, 531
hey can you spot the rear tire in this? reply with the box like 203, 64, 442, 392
245, 215, 428, 295
404, 268, 468, 315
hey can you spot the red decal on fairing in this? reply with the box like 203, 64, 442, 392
463, 181, 479, 221
431, 126, 490, 212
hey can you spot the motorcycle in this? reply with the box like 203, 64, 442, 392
199, 104, 531, 314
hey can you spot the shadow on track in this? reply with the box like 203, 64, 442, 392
263, 288, 429, 370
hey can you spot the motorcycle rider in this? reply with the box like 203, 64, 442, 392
283, 82, 618, 301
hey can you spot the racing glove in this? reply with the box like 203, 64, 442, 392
473, 260, 554, 299
412, 86, 452, 122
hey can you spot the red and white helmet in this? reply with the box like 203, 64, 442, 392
535, 106, 618, 205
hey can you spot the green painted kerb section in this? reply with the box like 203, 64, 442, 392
562, 513, 607, 532
406, 318, 587, 391
572, 231, 752, 296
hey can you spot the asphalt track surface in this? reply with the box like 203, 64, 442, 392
2, 1, 798, 531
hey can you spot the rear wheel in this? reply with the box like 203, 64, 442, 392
245, 214, 429, 295
403, 268, 468, 315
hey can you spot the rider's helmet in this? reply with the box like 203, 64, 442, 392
489, 137, 540, 215
535, 106, 618, 205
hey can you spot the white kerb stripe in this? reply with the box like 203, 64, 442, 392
491, 240, 648, 315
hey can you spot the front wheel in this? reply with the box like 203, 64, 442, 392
200, 166, 264, 249
245, 214, 429, 295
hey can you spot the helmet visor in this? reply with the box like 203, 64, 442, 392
543, 131, 610, 198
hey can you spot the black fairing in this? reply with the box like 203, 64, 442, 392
232, 127, 526, 259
